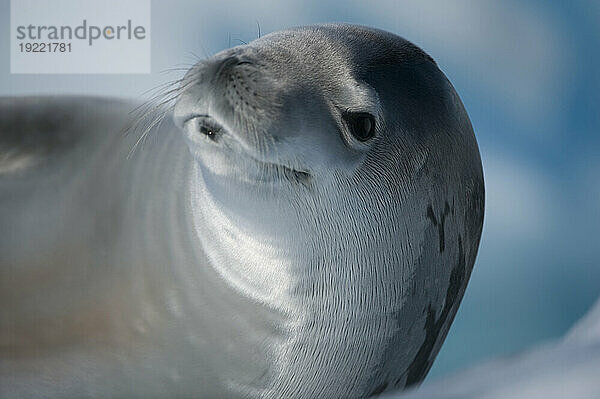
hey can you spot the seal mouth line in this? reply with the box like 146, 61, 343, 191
248, 154, 312, 183
250, 155, 310, 177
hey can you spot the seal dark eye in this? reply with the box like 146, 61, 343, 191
183, 115, 223, 141
199, 124, 217, 138
343, 112, 376, 142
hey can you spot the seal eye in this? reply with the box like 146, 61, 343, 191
199, 125, 216, 138
343, 112, 376, 142
183, 116, 223, 141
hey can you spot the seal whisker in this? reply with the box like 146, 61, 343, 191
138, 79, 186, 99
188, 51, 204, 62
124, 71, 199, 151
126, 108, 170, 158
124, 76, 196, 158
159, 68, 195, 75
124, 94, 176, 138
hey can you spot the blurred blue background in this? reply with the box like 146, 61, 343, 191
1, 0, 598, 382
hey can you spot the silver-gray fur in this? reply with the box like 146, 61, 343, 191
0, 24, 484, 398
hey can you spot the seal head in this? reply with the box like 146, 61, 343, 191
174, 23, 484, 397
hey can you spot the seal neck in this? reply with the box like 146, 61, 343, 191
189, 163, 309, 312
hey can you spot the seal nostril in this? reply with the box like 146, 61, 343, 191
236, 60, 253, 66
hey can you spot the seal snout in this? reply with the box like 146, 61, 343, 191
212, 54, 249, 83
173, 50, 266, 131
179, 51, 269, 129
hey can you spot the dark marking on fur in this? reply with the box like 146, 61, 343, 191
467, 179, 485, 248
426, 205, 437, 225
403, 235, 465, 387
426, 202, 451, 253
